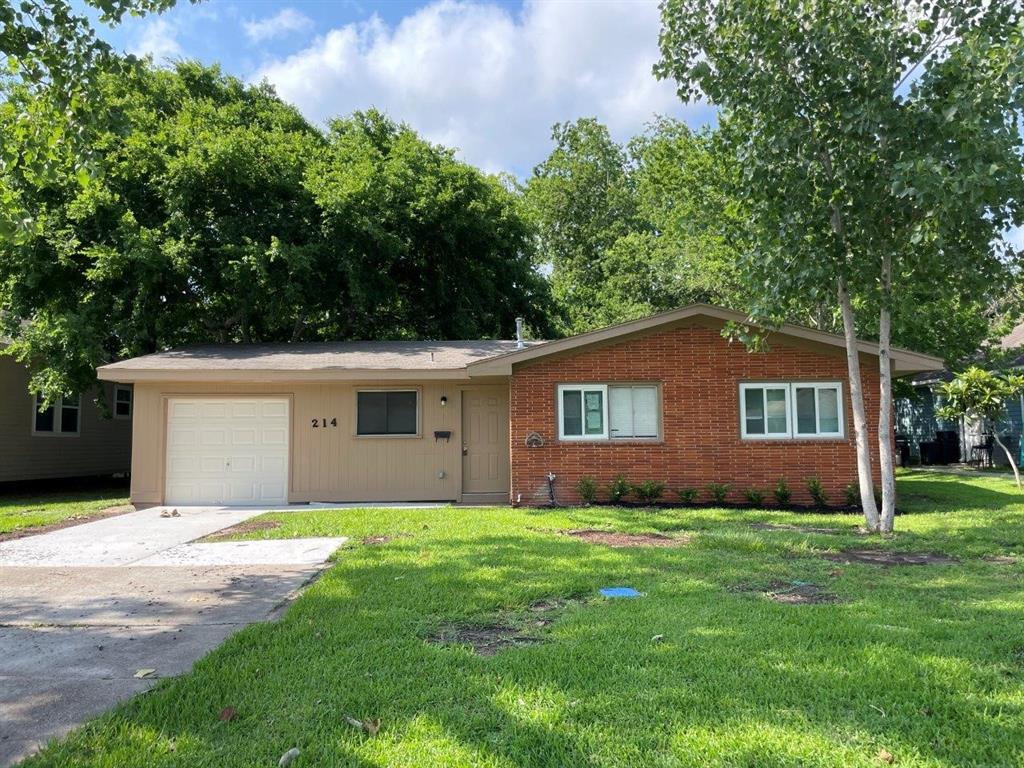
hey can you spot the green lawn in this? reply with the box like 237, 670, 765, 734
0, 487, 130, 537
22, 471, 1024, 767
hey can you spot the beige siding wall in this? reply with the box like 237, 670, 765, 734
0, 356, 132, 482
130, 380, 478, 506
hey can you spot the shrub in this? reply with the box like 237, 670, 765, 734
677, 487, 699, 505
743, 487, 765, 506
706, 482, 731, 504
576, 476, 599, 505
633, 479, 666, 504
843, 483, 859, 507
774, 478, 792, 506
844, 483, 883, 508
608, 475, 631, 504
807, 477, 828, 508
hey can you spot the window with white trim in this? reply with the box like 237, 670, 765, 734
558, 383, 660, 441
114, 385, 132, 419
32, 393, 80, 436
739, 382, 843, 439
609, 385, 660, 438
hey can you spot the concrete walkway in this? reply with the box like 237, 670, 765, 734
0, 506, 346, 765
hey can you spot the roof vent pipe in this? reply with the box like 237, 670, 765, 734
515, 317, 525, 349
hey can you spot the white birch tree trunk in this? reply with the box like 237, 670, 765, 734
838, 276, 881, 531
877, 253, 897, 532
992, 431, 1023, 489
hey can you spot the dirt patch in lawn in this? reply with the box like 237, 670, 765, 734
984, 555, 1019, 565
427, 623, 543, 656
764, 581, 843, 605
0, 504, 134, 542
202, 518, 282, 541
750, 522, 856, 535
731, 580, 843, 604
819, 549, 958, 566
361, 533, 413, 546
565, 529, 690, 548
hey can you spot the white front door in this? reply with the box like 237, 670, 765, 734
165, 398, 289, 505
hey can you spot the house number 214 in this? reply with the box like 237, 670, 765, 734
311, 418, 338, 428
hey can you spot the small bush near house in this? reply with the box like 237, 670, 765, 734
807, 477, 828, 508
743, 488, 765, 506
575, 476, 599, 505
843, 483, 859, 507
608, 475, 632, 504
677, 487, 698, 505
633, 480, 666, 504
774, 478, 792, 506
706, 482, 731, 504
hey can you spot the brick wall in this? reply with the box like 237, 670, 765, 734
509, 324, 884, 506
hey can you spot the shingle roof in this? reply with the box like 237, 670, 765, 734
100, 340, 538, 373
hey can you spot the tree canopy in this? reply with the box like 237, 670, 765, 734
523, 117, 744, 334
657, 0, 1024, 531
0, 62, 551, 400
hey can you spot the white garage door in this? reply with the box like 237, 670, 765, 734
165, 398, 289, 506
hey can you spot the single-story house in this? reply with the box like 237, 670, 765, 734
895, 321, 1024, 466
96, 304, 942, 508
1, 340, 133, 484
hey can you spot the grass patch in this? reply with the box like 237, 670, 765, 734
20, 470, 1024, 767
0, 486, 130, 539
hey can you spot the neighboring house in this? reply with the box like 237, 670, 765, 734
895, 322, 1024, 466
0, 341, 133, 483
97, 304, 942, 508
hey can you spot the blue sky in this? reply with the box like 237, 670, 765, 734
86, 0, 716, 177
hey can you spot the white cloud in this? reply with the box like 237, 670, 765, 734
252, 0, 713, 175
243, 8, 314, 43
129, 18, 184, 63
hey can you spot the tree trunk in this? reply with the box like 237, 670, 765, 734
878, 253, 897, 533
992, 432, 1022, 489
838, 277, 881, 531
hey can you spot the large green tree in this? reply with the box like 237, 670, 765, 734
0, 0, 186, 241
0, 63, 552, 401
658, 0, 1024, 532
524, 117, 743, 333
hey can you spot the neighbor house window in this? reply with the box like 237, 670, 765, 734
32, 393, 80, 436
114, 385, 132, 419
558, 383, 660, 441
739, 382, 843, 439
356, 390, 418, 436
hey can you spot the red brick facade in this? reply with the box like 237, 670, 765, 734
509, 324, 884, 506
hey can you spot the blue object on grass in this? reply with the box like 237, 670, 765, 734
600, 587, 643, 598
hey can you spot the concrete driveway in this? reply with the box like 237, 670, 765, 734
0, 506, 346, 765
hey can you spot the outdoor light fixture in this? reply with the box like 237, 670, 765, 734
440, 395, 448, 406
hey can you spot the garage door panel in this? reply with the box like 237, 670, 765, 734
231, 456, 256, 472
166, 398, 289, 506
262, 401, 287, 418
262, 428, 287, 445
262, 456, 286, 473
232, 428, 256, 445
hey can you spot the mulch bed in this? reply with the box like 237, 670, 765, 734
202, 518, 282, 541
819, 549, 958, 566
0, 504, 134, 543
564, 529, 690, 548
427, 623, 543, 656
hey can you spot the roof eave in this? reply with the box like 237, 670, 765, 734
465, 303, 945, 377
96, 366, 481, 383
